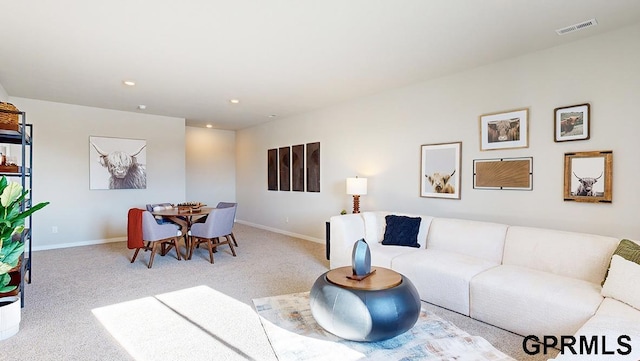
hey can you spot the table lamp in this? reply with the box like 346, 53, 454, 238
346, 177, 367, 214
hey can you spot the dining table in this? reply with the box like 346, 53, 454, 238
151, 206, 214, 254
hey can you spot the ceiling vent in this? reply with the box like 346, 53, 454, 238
556, 18, 598, 35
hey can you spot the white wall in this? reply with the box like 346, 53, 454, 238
0, 82, 8, 101
236, 23, 640, 242
8, 97, 186, 250
185, 126, 236, 205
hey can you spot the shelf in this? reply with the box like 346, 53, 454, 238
0, 109, 34, 308
0, 168, 31, 177
0, 123, 32, 144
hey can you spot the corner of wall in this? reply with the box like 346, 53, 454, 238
0, 82, 8, 101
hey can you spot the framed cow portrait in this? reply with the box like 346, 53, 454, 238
89, 136, 147, 190
479, 108, 528, 151
563, 150, 612, 203
554, 103, 590, 142
420, 142, 461, 199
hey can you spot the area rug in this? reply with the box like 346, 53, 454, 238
253, 292, 515, 361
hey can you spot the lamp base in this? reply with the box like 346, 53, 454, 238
352, 195, 361, 214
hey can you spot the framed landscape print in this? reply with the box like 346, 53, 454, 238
554, 103, 590, 142
563, 150, 612, 203
479, 108, 528, 151
420, 142, 461, 199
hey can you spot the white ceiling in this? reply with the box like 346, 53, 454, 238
2, 1, 640, 130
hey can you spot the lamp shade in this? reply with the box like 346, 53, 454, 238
346, 177, 368, 195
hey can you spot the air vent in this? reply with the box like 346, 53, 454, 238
556, 18, 598, 35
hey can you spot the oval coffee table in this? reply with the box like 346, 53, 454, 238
309, 266, 421, 342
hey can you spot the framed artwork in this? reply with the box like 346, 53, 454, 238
89, 136, 147, 190
267, 148, 278, 191
554, 103, 590, 142
479, 108, 528, 151
306, 142, 320, 192
563, 150, 612, 203
420, 142, 461, 199
279, 146, 290, 191
473, 157, 532, 190
292, 144, 305, 192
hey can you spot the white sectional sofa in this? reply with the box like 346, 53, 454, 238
329, 211, 640, 358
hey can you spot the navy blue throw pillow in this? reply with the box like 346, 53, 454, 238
381, 215, 421, 248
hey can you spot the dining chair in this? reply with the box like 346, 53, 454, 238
131, 211, 183, 268
188, 206, 237, 263
216, 202, 239, 246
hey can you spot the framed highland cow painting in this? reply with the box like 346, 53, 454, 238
554, 103, 590, 142
563, 150, 612, 203
89, 136, 147, 190
420, 142, 461, 199
479, 108, 528, 151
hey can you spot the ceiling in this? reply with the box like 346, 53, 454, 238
2, 1, 640, 130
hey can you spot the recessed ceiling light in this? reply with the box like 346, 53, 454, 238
123, 80, 136, 86
206, 124, 213, 128
137, 105, 146, 110
229, 99, 240, 104
268, 114, 277, 118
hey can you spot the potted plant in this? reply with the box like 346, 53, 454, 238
0, 176, 49, 340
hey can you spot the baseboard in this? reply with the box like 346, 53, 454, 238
31, 222, 323, 252
236, 220, 324, 244
32, 236, 127, 252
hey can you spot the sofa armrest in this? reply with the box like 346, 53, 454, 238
329, 214, 365, 269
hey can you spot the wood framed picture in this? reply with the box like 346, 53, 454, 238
479, 108, 528, 151
420, 142, 461, 199
473, 157, 532, 190
554, 103, 590, 142
563, 150, 612, 203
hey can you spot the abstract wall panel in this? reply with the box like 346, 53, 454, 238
267, 148, 278, 191
306, 142, 320, 192
292, 144, 305, 192
279, 146, 291, 191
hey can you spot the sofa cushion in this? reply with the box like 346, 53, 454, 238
602, 239, 640, 284
550, 298, 640, 361
602, 254, 640, 311
425, 217, 507, 263
367, 242, 422, 269
503, 226, 619, 284
470, 265, 603, 338
381, 215, 421, 248
329, 214, 366, 269
392, 249, 499, 316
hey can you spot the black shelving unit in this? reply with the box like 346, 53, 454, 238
0, 107, 33, 307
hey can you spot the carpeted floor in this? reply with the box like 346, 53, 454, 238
1, 223, 557, 360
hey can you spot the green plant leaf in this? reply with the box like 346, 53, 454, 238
0, 182, 22, 208
0, 272, 17, 293
0, 262, 13, 275
0, 239, 23, 267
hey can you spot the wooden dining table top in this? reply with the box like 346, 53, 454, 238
151, 206, 214, 217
